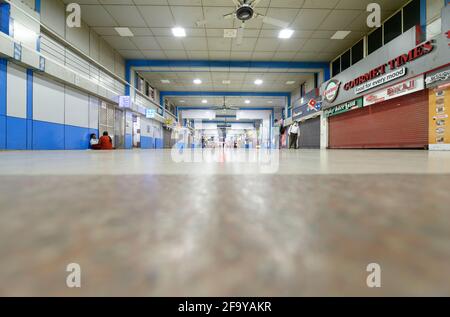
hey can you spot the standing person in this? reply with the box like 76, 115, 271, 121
201, 136, 206, 149
279, 119, 286, 149
288, 121, 299, 149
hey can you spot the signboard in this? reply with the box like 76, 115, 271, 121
344, 41, 433, 91
425, 67, 450, 88
355, 67, 407, 94
323, 79, 341, 103
13, 42, 22, 61
364, 75, 424, 106
429, 86, 450, 150
324, 98, 363, 117
146, 108, 156, 119
292, 89, 322, 119
119, 96, 131, 108
39, 56, 45, 72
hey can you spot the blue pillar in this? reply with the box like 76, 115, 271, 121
35, 0, 41, 13
26, 69, 33, 149
0, 58, 7, 149
0, 2, 10, 35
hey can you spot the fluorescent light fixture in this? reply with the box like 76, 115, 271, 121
172, 27, 186, 37
286, 81, 296, 85
222, 80, 231, 84
115, 27, 134, 37
254, 79, 263, 85
179, 100, 185, 103
160, 79, 170, 84
245, 100, 251, 104
193, 79, 202, 84
278, 28, 294, 39
331, 30, 351, 40
202, 99, 208, 104
267, 100, 273, 104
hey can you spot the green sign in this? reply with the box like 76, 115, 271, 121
324, 98, 364, 117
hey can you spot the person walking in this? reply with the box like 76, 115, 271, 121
288, 121, 299, 149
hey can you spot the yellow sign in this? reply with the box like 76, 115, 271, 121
429, 85, 450, 150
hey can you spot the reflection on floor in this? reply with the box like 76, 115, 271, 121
0, 149, 449, 296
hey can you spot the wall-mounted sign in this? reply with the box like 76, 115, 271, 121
293, 100, 322, 119
344, 41, 433, 91
323, 79, 341, 103
426, 67, 450, 88
324, 98, 363, 117
293, 89, 322, 119
13, 42, 22, 61
429, 85, 450, 150
364, 75, 424, 106
119, 96, 131, 108
146, 108, 156, 119
355, 67, 407, 94
39, 56, 45, 72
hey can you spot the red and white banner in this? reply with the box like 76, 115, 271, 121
364, 75, 424, 106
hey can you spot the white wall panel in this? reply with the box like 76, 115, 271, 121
89, 96, 99, 130
33, 74, 65, 124
140, 118, 151, 137
40, 0, 66, 37
125, 111, 133, 135
64, 87, 89, 128
65, 21, 90, 55
6, 62, 27, 119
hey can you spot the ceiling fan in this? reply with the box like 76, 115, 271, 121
211, 97, 239, 111
196, 0, 290, 45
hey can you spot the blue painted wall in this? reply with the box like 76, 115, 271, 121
125, 134, 133, 149
65, 125, 91, 150
0, 115, 5, 149
141, 136, 155, 149
6, 116, 27, 150
32, 120, 65, 150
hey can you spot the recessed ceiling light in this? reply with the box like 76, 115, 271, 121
202, 99, 208, 104
161, 79, 170, 84
267, 100, 273, 104
254, 79, 263, 85
172, 27, 186, 37
115, 27, 134, 37
331, 30, 351, 40
278, 29, 294, 39
193, 79, 202, 84
245, 100, 251, 104
286, 81, 296, 85
222, 80, 231, 84
179, 100, 185, 103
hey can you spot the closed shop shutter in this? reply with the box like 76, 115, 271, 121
299, 117, 321, 149
163, 129, 172, 148
329, 90, 428, 149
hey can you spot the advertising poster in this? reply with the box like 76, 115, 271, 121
429, 86, 450, 150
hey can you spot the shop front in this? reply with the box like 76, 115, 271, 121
327, 77, 429, 149
426, 66, 450, 151
292, 89, 323, 149
320, 5, 449, 150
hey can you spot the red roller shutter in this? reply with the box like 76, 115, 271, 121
329, 90, 428, 149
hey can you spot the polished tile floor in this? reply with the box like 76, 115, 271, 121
0, 149, 449, 296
